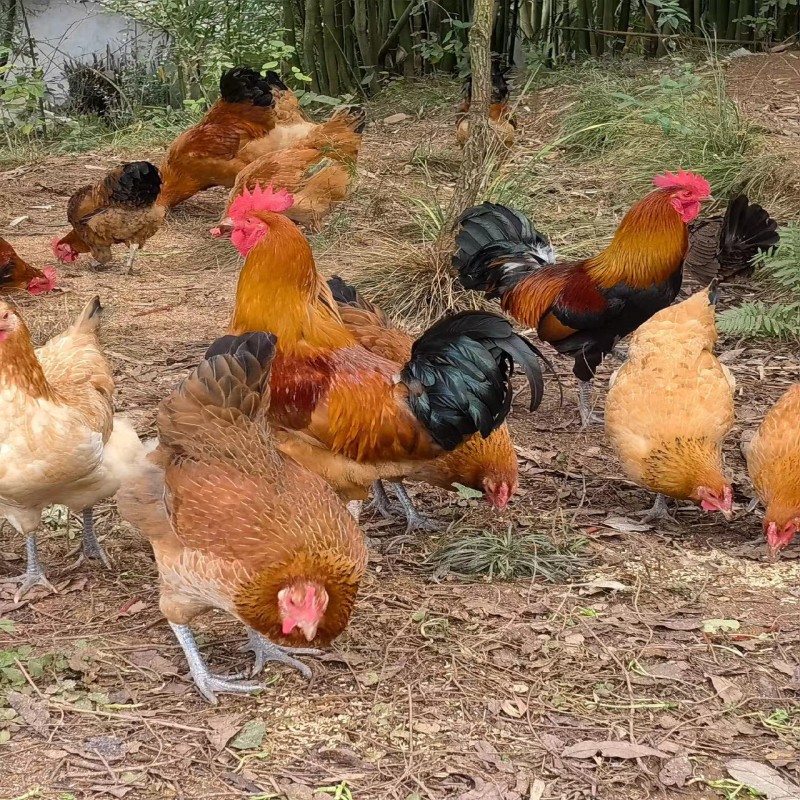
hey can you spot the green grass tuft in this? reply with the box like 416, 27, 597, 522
426, 524, 588, 582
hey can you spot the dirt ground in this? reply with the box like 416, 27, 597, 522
1, 56, 800, 800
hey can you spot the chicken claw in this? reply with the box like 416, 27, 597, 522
578, 380, 604, 427
366, 480, 402, 520
241, 629, 321, 679
69, 507, 112, 570
13, 536, 58, 603
392, 483, 443, 533
169, 622, 263, 704
641, 493, 676, 523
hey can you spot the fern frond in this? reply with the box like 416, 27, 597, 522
753, 224, 800, 293
718, 302, 800, 339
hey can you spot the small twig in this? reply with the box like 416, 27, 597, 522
13, 657, 47, 701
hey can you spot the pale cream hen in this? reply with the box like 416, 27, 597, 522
0, 297, 143, 600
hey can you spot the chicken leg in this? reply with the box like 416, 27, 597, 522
169, 622, 262, 704
346, 500, 363, 522
578, 380, 604, 427
13, 535, 58, 603
126, 243, 140, 275
240, 629, 321, 679
392, 483, 442, 533
80, 507, 111, 567
366, 480, 402, 520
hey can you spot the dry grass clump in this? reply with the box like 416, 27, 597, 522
343, 234, 494, 329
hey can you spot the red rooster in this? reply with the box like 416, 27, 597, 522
0, 238, 57, 296
223, 185, 547, 516
454, 171, 720, 426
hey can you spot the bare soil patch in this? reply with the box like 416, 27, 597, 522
1, 68, 799, 800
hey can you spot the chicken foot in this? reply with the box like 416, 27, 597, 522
578, 380, 604, 427
13, 535, 58, 603
169, 622, 263, 704
366, 481, 441, 533
641, 493, 676, 523
366, 480, 403, 520
241, 629, 321, 680
69, 508, 112, 570
392, 483, 442, 533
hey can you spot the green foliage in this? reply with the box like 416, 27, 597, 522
0, 49, 47, 136
718, 226, 800, 340
0, 645, 68, 688
426, 524, 587, 582
560, 60, 778, 204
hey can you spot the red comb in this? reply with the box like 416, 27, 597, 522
652, 169, 711, 197
228, 184, 294, 223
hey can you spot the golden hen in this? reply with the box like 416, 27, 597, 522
0, 297, 143, 600
745, 384, 800, 559
605, 284, 735, 521
117, 332, 366, 703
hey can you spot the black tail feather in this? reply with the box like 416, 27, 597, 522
219, 67, 274, 108
401, 311, 548, 451
328, 275, 361, 307
453, 203, 555, 298
718, 195, 779, 277
109, 161, 161, 207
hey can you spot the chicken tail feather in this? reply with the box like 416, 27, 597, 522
453, 203, 555, 299
401, 311, 548, 450
717, 195, 780, 277
219, 66, 274, 108
158, 332, 278, 459
109, 161, 162, 207
72, 295, 103, 333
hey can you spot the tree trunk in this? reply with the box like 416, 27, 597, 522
282, 0, 302, 70
390, 0, 416, 76
438, 0, 498, 251
303, 0, 322, 91
576, 0, 592, 54
617, 0, 632, 53
321, 0, 341, 94
341, 0, 356, 66
1, 0, 17, 69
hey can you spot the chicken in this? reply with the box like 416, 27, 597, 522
157, 67, 275, 208
604, 285, 735, 521
684, 195, 779, 284
456, 60, 517, 148
0, 296, 143, 601
52, 161, 165, 273
0, 237, 57, 295
454, 172, 714, 426
455, 185, 779, 428
116, 332, 367, 703
212, 107, 366, 233
745, 384, 800, 559
223, 185, 546, 518
327, 275, 518, 531
235, 71, 317, 158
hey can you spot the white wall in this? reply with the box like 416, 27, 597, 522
18, 0, 168, 102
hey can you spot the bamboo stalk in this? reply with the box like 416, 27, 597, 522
303, 0, 322, 91
321, 0, 341, 94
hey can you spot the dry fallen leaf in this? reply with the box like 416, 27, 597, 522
726, 758, 800, 799
562, 740, 670, 760
602, 516, 653, 533
7, 691, 50, 737
205, 714, 244, 752
500, 699, 526, 719
708, 674, 744, 705
659, 755, 693, 787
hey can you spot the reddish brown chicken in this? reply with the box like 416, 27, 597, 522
212, 107, 366, 233
327, 275, 518, 531
52, 161, 165, 272
157, 67, 276, 208
456, 60, 517, 148
0, 238, 57, 295
456, 172, 730, 426
117, 333, 366, 703
222, 186, 546, 520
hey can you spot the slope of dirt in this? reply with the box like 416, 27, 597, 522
0, 71, 799, 800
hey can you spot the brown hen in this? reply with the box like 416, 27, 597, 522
117, 332, 366, 703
